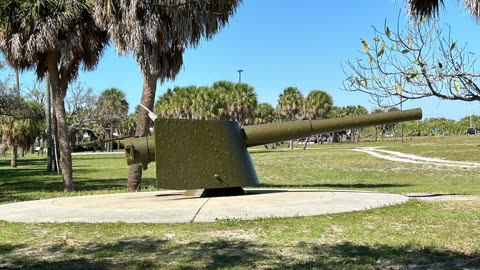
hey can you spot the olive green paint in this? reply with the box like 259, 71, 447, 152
243, 108, 422, 147
153, 118, 258, 190
124, 108, 422, 190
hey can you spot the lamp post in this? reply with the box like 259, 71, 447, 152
237, 69, 243, 83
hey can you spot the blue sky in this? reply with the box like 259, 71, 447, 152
9, 0, 480, 119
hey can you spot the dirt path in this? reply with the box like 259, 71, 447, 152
351, 147, 480, 168
351, 147, 480, 201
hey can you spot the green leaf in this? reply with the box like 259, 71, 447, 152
362, 79, 368, 87
361, 39, 369, 53
372, 75, 377, 81
368, 54, 374, 64
377, 41, 386, 57
401, 49, 410, 54
373, 37, 380, 42
454, 81, 461, 92
438, 62, 443, 69
396, 83, 403, 94
450, 42, 456, 51
386, 27, 391, 38
413, 61, 425, 67
407, 38, 412, 46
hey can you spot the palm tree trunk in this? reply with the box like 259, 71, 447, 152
52, 105, 59, 172
128, 73, 157, 192
10, 144, 18, 168
52, 90, 73, 191
302, 137, 308, 150
109, 127, 113, 152
47, 53, 74, 192
45, 75, 54, 172
0, 135, 5, 155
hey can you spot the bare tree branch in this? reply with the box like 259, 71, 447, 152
343, 17, 480, 107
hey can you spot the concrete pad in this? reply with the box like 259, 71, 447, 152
0, 189, 409, 224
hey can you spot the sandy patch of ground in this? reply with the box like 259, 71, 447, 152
351, 147, 480, 168
351, 147, 480, 201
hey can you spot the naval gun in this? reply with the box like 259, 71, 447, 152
124, 108, 422, 196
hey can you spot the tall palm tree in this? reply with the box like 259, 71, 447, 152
277, 87, 304, 122
302, 90, 333, 149
0, 0, 109, 191
94, 0, 241, 191
223, 83, 257, 125
344, 105, 368, 143
277, 87, 304, 149
408, 0, 480, 20
303, 90, 333, 120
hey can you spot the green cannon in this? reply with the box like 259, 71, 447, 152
125, 108, 422, 196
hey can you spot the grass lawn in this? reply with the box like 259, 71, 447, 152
0, 135, 479, 269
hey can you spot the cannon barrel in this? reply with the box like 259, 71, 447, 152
242, 108, 422, 147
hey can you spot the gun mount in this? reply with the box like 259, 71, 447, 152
125, 108, 422, 195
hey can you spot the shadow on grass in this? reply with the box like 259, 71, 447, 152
0, 177, 156, 203
258, 183, 411, 189
0, 155, 156, 203
0, 244, 27, 256
2, 238, 478, 269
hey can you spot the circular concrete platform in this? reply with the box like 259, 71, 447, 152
0, 189, 409, 223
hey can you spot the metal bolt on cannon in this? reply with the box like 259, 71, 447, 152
124, 108, 423, 197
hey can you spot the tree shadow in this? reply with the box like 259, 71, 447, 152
258, 183, 411, 189
2, 238, 479, 269
0, 177, 154, 203
0, 244, 26, 256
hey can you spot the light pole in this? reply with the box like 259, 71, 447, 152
237, 69, 243, 83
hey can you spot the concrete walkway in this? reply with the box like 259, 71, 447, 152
0, 189, 409, 224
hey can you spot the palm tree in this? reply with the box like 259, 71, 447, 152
155, 89, 176, 119
0, 0, 109, 191
302, 90, 333, 149
95, 88, 129, 151
0, 101, 44, 167
94, 0, 241, 192
191, 86, 227, 120
277, 87, 304, 149
329, 105, 368, 143
304, 90, 333, 120
408, 0, 480, 20
277, 87, 304, 122
223, 83, 257, 125
253, 103, 276, 124
344, 105, 368, 143
371, 108, 387, 141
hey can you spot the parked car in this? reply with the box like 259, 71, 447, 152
467, 128, 476, 135
307, 136, 317, 143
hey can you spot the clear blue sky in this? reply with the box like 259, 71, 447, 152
10, 0, 480, 119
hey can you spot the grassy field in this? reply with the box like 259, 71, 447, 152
0, 135, 479, 269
